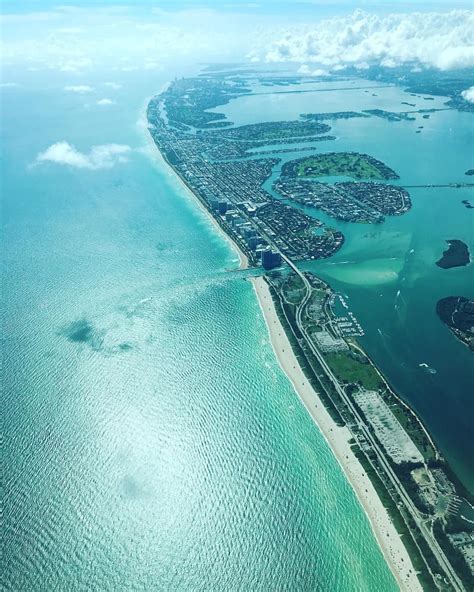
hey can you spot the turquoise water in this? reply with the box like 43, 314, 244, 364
2, 71, 398, 589
220, 79, 474, 492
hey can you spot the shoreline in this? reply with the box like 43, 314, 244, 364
142, 106, 248, 270
143, 103, 419, 590
251, 276, 422, 591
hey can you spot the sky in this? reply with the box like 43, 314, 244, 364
1, 1, 473, 77
1, 2, 473, 172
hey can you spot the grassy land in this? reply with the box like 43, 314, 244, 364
281, 274, 306, 304
267, 285, 346, 426
297, 152, 389, 179
324, 351, 384, 390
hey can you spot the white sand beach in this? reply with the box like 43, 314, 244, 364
251, 276, 422, 592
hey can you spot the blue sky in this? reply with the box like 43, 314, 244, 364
2, 0, 472, 15
1, 1, 473, 76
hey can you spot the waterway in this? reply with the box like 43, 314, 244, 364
2, 69, 399, 589
218, 76, 474, 492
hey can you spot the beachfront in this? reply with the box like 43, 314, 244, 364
252, 276, 422, 592
146, 102, 421, 590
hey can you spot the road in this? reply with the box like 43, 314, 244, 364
287, 260, 465, 592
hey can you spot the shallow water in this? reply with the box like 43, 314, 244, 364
2, 69, 398, 590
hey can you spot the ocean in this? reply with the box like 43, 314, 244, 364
2, 69, 398, 589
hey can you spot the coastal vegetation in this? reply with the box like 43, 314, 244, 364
164, 77, 248, 129
363, 109, 415, 122
436, 296, 474, 350
324, 351, 383, 390
435, 239, 471, 269
281, 152, 399, 180
214, 119, 331, 141
301, 111, 370, 121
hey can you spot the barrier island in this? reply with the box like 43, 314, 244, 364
147, 73, 474, 592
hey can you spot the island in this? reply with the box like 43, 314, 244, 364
274, 155, 410, 224
301, 111, 370, 121
363, 109, 416, 122
281, 151, 399, 180
436, 296, 474, 350
436, 239, 471, 269
147, 72, 474, 592
274, 177, 411, 224
465, 169, 474, 176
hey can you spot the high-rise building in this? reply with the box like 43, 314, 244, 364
247, 236, 260, 251
261, 249, 282, 270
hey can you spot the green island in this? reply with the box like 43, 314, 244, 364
281, 151, 399, 180
363, 108, 416, 122
436, 297, 474, 351
147, 72, 474, 591
465, 170, 474, 176
436, 239, 471, 269
209, 119, 331, 141
301, 111, 370, 121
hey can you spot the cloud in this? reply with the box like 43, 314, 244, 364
0, 82, 18, 87
96, 98, 114, 105
461, 86, 474, 103
298, 64, 328, 76
64, 85, 94, 93
58, 58, 93, 73
35, 141, 131, 169
262, 10, 474, 71
104, 82, 122, 90
1, 5, 265, 72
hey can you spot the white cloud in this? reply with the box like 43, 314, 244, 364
262, 10, 474, 71
104, 82, 122, 90
96, 98, 114, 106
64, 85, 94, 93
1, 5, 264, 71
144, 61, 161, 71
35, 141, 131, 170
461, 86, 474, 103
298, 64, 328, 76
0, 82, 18, 87
297, 64, 311, 75
58, 58, 93, 73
